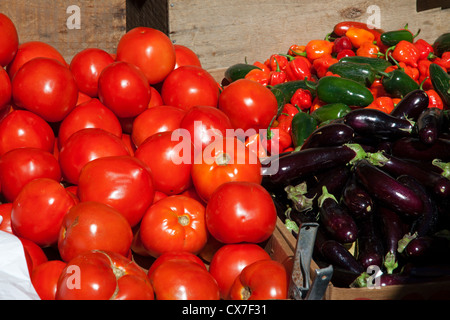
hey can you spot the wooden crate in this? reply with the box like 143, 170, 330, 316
0, 0, 127, 63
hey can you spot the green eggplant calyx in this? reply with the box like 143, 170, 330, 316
366, 151, 389, 167
384, 252, 399, 275
397, 232, 418, 254
317, 186, 337, 208
344, 143, 368, 166
285, 183, 315, 212
432, 159, 450, 179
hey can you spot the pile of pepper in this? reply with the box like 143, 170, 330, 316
224, 21, 450, 156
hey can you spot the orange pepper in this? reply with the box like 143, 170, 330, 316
309, 96, 326, 113
366, 96, 395, 113
305, 39, 334, 61
369, 79, 389, 99
345, 27, 375, 48
312, 54, 338, 78
253, 61, 270, 74
288, 44, 306, 56
244, 68, 270, 86
356, 41, 380, 58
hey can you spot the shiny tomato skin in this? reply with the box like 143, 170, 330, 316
134, 131, 193, 195
131, 105, 186, 147
57, 98, 122, 148
98, 61, 151, 118
0, 203, 13, 233
150, 259, 220, 300
31, 260, 67, 300
148, 86, 164, 108
0, 67, 12, 110
229, 259, 288, 300
147, 251, 206, 279
77, 155, 155, 227
174, 44, 202, 69
19, 237, 49, 276
208, 243, 271, 299
58, 201, 134, 262
0, 13, 19, 67
218, 78, 278, 132
6, 41, 67, 78
116, 27, 176, 85
139, 195, 207, 258
161, 65, 220, 111
69, 48, 115, 97
11, 178, 77, 247
56, 250, 154, 300
179, 105, 233, 152
58, 128, 130, 185
0, 110, 55, 157
191, 136, 262, 202
206, 181, 277, 244
0, 147, 61, 202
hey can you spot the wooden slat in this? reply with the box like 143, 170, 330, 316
168, 0, 450, 70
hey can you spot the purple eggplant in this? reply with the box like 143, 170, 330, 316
342, 172, 374, 220
317, 185, 358, 244
355, 213, 384, 270
391, 137, 450, 162
262, 143, 366, 188
390, 89, 429, 121
367, 151, 450, 199
301, 123, 355, 150
318, 239, 364, 275
354, 159, 424, 218
404, 235, 450, 264
344, 108, 414, 140
285, 165, 350, 212
415, 107, 444, 145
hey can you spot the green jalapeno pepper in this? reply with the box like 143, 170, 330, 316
432, 33, 450, 57
224, 63, 260, 83
380, 28, 417, 47
327, 61, 378, 86
429, 63, 450, 106
291, 111, 317, 148
270, 79, 317, 114
310, 103, 352, 124
310, 76, 374, 107
380, 69, 419, 98
338, 56, 393, 73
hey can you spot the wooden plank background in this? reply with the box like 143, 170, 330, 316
168, 0, 450, 71
0, 0, 126, 64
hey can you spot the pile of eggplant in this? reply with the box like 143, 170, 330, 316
262, 89, 450, 289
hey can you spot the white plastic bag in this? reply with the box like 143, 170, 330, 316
0, 231, 40, 300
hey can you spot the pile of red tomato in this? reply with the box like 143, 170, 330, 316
0, 13, 290, 300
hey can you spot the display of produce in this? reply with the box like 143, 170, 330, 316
0, 10, 450, 300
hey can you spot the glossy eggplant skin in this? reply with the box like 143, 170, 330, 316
391, 137, 450, 162
416, 107, 444, 145
342, 172, 374, 220
367, 151, 450, 199
344, 108, 414, 140
262, 143, 366, 189
390, 89, 430, 121
354, 160, 424, 218
301, 123, 355, 150
404, 236, 450, 264
318, 238, 364, 275
356, 214, 384, 270
318, 186, 358, 244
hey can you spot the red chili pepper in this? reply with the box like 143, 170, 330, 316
285, 56, 312, 81
426, 89, 444, 110
253, 61, 270, 74
264, 128, 292, 156
268, 58, 287, 86
417, 59, 433, 90
281, 103, 300, 117
385, 62, 419, 82
288, 44, 306, 57
356, 41, 380, 58
390, 40, 420, 68
365, 96, 395, 113
276, 113, 294, 134
310, 96, 326, 113
369, 79, 389, 99
337, 49, 356, 60
268, 54, 288, 71
332, 36, 353, 54
244, 68, 270, 86
345, 27, 375, 48
414, 39, 434, 60
290, 88, 313, 111
432, 51, 450, 71
312, 53, 338, 78
305, 39, 334, 61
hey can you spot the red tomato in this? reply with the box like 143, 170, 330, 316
139, 195, 208, 258
56, 250, 154, 300
116, 27, 176, 85
57, 98, 122, 148
76, 91, 92, 106
0, 67, 12, 110
0, 13, 19, 67
31, 260, 67, 300
206, 181, 276, 244
218, 78, 278, 132
58, 201, 134, 262
77, 155, 155, 227
229, 259, 288, 300
174, 44, 202, 69
208, 243, 271, 299
148, 86, 164, 108
0, 110, 55, 156
69, 48, 115, 97
6, 41, 67, 78
179, 105, 233, 151
0, 203, 13, 233
58, 128, 130, 185
19, 237, 49, 276
191, 136, 262, 202
131, 105, 186, 147
0, 147, 61, 202
12, 57, 78, 122
147, 251, 206, 279
161, 65, 220, 111
121, 133, 136, 156
149, 259, 220, 300
98, 61, 151, 118
11, 178, 77, 247
134, 131, 192, 195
